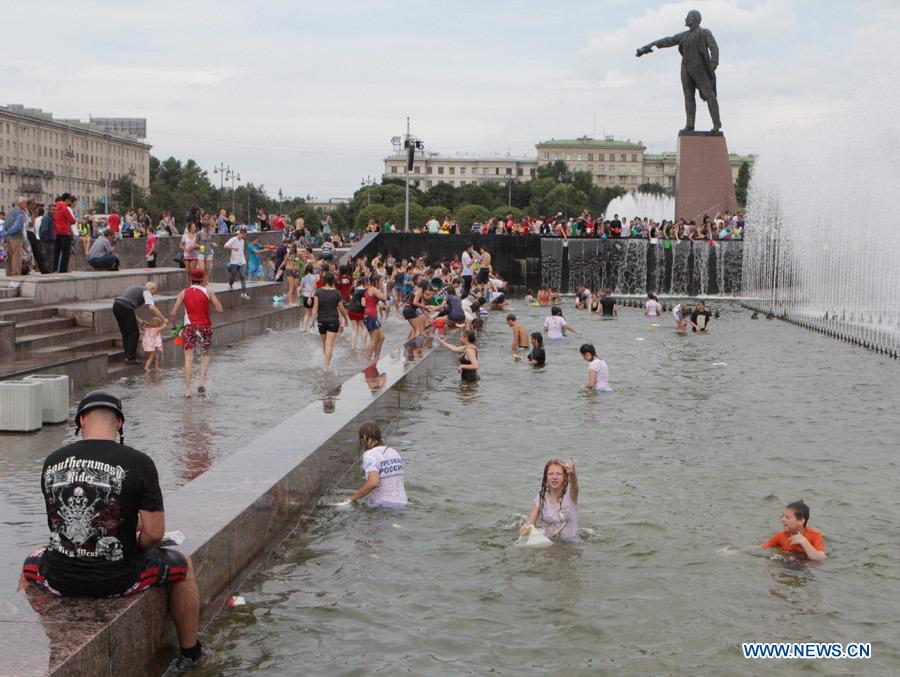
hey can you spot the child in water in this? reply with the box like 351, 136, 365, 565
140, 316, 167, 372
760, 500, 826, 560
580, 343, 613, 391
347, 421, 408, 507
519, 457, 579, 540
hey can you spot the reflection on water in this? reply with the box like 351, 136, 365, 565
196, 302, 900, 674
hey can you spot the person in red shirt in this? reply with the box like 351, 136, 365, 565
169, 269, 224, 398
272, 213, 285, 231
53, 193, 77, 272
761, 500, 826, 560
107, 212, 121, 235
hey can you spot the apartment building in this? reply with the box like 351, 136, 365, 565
0, 104, 151, 210
383, 150, 537, 189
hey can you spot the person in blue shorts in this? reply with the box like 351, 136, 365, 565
247, 235, 265, 280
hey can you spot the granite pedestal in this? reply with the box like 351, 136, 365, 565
675, 131, 739, 224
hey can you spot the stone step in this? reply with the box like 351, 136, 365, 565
30, 335, 120, 356
13, 316, 76, 335
0, 306, 57, 323
0, 297, 37, 312
0, 287, 18, 298
15, 326, 96, 353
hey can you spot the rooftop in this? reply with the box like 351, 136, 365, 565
537, 136, 646, 150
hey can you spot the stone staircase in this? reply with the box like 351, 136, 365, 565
0, 268, 301, 387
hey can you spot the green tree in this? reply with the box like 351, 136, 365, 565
454, 204, 491, 232
536, 159, 569, 180
423, 183, 456, 210
589, 185, 627, 216
637, 182, 668, 196
542, 185, 588, 218
111, 174, 148, 213
287, 203, 324, 234
453, 183, 501, 210
423, 206, 450, 225
389, 202, 426, 231
734, 161, 751, 207
356, 204, 393, 231
491, 206, 525, 222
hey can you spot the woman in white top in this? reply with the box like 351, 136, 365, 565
543, 306, 582, 340
519, 457, 579, 540
348, 421, 408, 507
644, 293, 662, 317
299, 264, 318, 333
180, 222, 199, 279
579, 343, 613, 392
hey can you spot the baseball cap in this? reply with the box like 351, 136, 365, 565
190, 269, 205, 282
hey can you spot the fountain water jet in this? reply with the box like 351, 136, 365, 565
742, 74, 900, 356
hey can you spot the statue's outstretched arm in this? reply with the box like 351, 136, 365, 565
636, 33, 681, 57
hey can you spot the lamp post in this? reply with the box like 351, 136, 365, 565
558, 168, 572, 219
361, 175, 375, 206
402, 119, 423, 233
127, 166, 136, 211
213, 163, 229, 210
64, 147, 75, 194
278, 188, 285, 215
227, 169, 240, 216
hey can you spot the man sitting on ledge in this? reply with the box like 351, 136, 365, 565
86, 228, 120, 270
20, 390, 208, 675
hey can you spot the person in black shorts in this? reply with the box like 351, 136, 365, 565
20, 390, 207, 674
312, 271, 346, 370
599, 289, 618, 317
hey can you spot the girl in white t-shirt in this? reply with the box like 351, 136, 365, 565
348, 421, 408, 507
543, 306, 582, 340
519, 457, 579, 541
579, 343, 613, 392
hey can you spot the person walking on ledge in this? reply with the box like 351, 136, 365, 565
20, 390, 208, 674
170, 269, 224, 397
113, 282, 166, 365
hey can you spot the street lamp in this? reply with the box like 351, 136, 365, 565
401, 118, 423, 233
226, 169, 240, 216
278, 188, 285, 215
64, 147, 75, 194
213, 163, 229, 210
361, 175, 375, 206
558, 168, 573, 219
127, 166, 136, 211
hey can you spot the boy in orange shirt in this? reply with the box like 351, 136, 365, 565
762, 500, 826, 560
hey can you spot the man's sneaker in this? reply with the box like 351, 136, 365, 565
241, 293, 250, 300
228, 285, 233, 290
163, 645, 210, 675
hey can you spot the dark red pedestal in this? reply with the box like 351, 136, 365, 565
675, 132, 738, 224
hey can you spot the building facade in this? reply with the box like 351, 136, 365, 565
384, 135, 754, 193
383, 150, 537, 189
0, 104, 151, 211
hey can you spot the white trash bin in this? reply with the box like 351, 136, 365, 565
0, 380, 43, 432
24, 374, 70, 424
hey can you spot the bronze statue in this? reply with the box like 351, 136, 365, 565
636, 10, 721, 133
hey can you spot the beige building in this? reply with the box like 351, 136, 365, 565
383, 135, 754, 194
0, 104, 151, 211
383, 149, 537, 189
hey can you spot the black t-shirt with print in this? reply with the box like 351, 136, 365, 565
40, 439, 164, 595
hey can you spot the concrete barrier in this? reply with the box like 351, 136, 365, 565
22, 375, 70, 424
0, 379, 44, 432
2, 335, 443, 676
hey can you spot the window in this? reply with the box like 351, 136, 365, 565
609, 176, 615, 184
543, 152, 549, 160
656, 166, 661, 173
426, 180, 433, 187
460, 181, 466, 186
495, 168, 500, 175
391, 166, 398, 173
597, 176, 605, 184
631, 176, 637, 184
554, 153, 561, 159
588, 165, 593, 173
437, 166, 444, 174
588, 153, 594, 161
506, 168, 512, 175
449, 166, 455, 175
599, 154, 605, 161
565, 153, 571, 160
517, 168, 524, 176
427, 166, 433, 174
620, 154, 626, 161
483, 167, 489, 175
576, 165, 582, 171
576, 153, 583, 160
598, 165, 605, 173
632, 166, 638, 173
530, 168, 536, 177
460, 167, 466, 174
632, 154, 637, 162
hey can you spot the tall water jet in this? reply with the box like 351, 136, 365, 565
742, 75, 900, 355
603, 192, 675, 223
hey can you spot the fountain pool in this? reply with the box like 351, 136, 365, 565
193, 302, 900, 675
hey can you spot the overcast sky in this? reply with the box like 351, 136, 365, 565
4, 0, 898, 200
